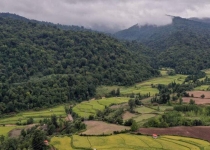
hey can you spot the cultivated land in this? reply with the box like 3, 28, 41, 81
51, 136, 73, 150
82, 121, 130, 135
0, 105, 66, 125
139, 126, 210, 142
96, 74, 187, 96
72, 97, 129, 118
0, 126, 23, 137
182, 97, 210, 104
122, 111, 137, 120
187, 91, 210, 98
194, 85, 210, 91
51, 134, 210, 150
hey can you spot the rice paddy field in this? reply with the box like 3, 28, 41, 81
50, 134, 210, 150
194, 85, 210, 91
0, 105, 66, 125
134, 106, 155, 114
72, 97, 129, 118
0, 126, 23, 136
96, 74, 187, 96
133, 114, 156, 123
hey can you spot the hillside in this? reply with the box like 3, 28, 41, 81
0, 12, 90, 31
115, 17, 210, 74
0, 17, 159, 114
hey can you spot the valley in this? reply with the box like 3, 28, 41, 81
1, 12, 210, 150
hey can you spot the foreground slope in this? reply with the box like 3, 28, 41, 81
0, 17, 159, 114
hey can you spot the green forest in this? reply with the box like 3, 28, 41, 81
0, 16, 159, 114
116, 17, 210, 74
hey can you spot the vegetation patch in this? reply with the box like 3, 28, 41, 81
82, 121, 130, 135
122, 111, 137, 120
0, 105, 66, 125
133, 114, 156, 123
51, 136, 73, 150
0, 126, 23, 137
72, 97, 129, 118
134, 106, 155, 114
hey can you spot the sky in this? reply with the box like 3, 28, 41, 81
0, 0, 210, 33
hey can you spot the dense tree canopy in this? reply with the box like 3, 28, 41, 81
0, 17, 159, 114
116, 17, 210, 74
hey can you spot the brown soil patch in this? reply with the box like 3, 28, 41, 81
122, 111, 137, 120
139, 126, 210, 142
187, 91, 210, 98
82, 121, 130, 135
65, 114, 73, 121
182, 97, 210, 104
9, 124, 36, 138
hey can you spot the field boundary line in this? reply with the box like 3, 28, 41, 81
161, 137, 193, 150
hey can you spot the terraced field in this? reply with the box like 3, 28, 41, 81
0, 105, 66, 125
51, 134, 210, 150
72, 97, 129, 118
96, 74, 187, 96
0, 126, 23, 136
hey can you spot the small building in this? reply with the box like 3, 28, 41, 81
152, 134, 158, 139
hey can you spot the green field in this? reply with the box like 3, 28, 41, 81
152, 106, 174, 111
0, 126, 23, 137
204, 69, 210, 77
73, 97, 129, 118
51, 136, 73, 150
0, 105, 66, 125
96, 74, 187, 96
194, 85, 210, 91
133, 114, 156, 123
51, 134, 210, 150
135, 106, 155, 114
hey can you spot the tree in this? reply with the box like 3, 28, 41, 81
179, 97, 183, 105
189, 99, 195, 105
47, 124, 56, 135
51, 115, 58, 128
32, 130, 46, 150
0, 135, 4, 144
21, 129, 26, 137
128, 99, 136, 112
131, 120, 138, 131
201, 94, 205, 99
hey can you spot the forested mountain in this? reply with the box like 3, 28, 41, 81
0, 17, 159, 114
115, 16, 210, 74
0, 13, 90, 31
190, 17, 210, 24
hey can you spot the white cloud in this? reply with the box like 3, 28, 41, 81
0, 0, 210, 32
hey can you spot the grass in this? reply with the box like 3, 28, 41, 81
0, 105, 66, 125
72, 97, 129, 118
133, 114, 156, 122
50, 136, 73, 150
134, 106, 155, 113
194, 85, 210, 91
51, 134, 210, 150
152, 106, 174, 111
96, 74, 187, 96
0, 126, 23, 137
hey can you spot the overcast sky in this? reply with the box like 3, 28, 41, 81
1, 0, 210, 32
